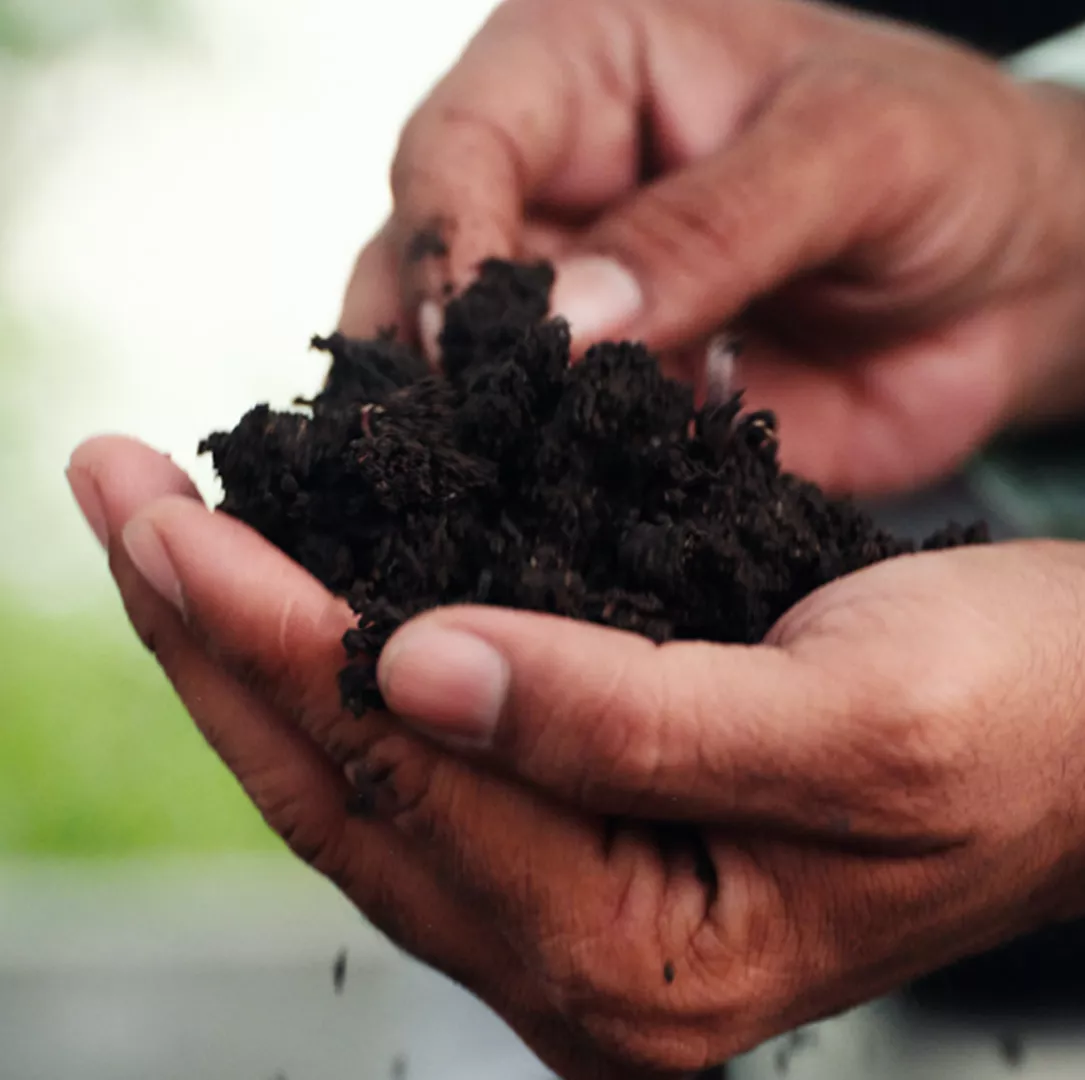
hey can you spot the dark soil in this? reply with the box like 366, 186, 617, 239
199, 260, 986, 714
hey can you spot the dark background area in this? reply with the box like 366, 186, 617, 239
846, 0, 1082, 55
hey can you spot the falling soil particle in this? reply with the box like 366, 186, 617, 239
200, 260, 986, 713
774, 1030, 818, 1076
997, 1033, 1024, 1069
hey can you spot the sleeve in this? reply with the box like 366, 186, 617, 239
1009, 22, 1085, 89
841, 1, 1084, 57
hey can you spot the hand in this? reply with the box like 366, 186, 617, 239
72, 435, 1085, 1078
342, 0, 1085, 495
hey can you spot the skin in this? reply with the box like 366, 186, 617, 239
343, 0, 1085, 495
67, 0, 1085, 1076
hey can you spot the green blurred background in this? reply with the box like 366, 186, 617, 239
0, 0, 277, 857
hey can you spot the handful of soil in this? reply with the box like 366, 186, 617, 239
200, 260, 986, 713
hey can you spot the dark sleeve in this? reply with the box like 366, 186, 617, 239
839, 0, 1084, 56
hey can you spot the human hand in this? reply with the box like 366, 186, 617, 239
71, 435, 1085, 1077
343, 0, 1085, 495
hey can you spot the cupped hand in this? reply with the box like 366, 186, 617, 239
344, 0, 1085, 495
71, 435, 1085, 1078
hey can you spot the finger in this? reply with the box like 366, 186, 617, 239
116, 494, 370, 755
72, 437, 375, 876
338, 221, 410, 341
550, 66, 946, 355
388, 0, 791, 339
117, 571, 516, 991
68, 434, 204, 532
390, 4, 640, 305
100, 470, 803, 1072
374, 604, 926, 839
110, 495, 639, 981
341, 215, 579, 366
110, 492, 605, 914
77, 438, 535, 1003
736, 313, 1018, 496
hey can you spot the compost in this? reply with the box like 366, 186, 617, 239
200, 260, 986, 713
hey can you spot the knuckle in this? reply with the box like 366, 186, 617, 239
534, 848, 795, 1070
810, 63, 946, 218
347, 729, 444, 841
604, 174, 756, 288
693, 845, 808, 1007
321, 708, 394, 767
392, 78, 523, 197
254, 768, 344, 871
840, 667, 974, 835
270, 592, 349, 724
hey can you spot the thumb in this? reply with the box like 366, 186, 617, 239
550, 67, 936, 354
376, 605, 891, 838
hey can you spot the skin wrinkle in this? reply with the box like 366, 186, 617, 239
603, 668, 671, 807
560, 645, 657, 809
616, 172, 762, 302
275, 593, 299, 669
356, 731, 447, 840
434, 105, 533, 202
392, 112, 523, 292
551, 843, 680, 1013
641, 656, 688, 803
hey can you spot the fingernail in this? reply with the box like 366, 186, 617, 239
418, 299, 444, 368
122, 517, 185, 615
551, 255, 643, 343
378, 625, 510, 749
66, 466, 109, 551
704, 333, 741, 406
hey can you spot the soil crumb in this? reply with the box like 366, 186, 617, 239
200, 259, 986, 713
332, 948, 347, 995
998, 1033, 1024, 1068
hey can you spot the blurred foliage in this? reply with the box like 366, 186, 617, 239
0, 0, 276, 857
0, 589, 278, 855
0, 0, 174, 61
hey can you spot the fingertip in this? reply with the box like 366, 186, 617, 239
66, 463, 109, 551
338, 223, 408, 340
69, 434, 171, 477
418, 299, 445, 369
551, 254, 644, 348
703, 333, 742, 406
68, 436, 203, 539
379, 621, 510, 749
127, 490, 212, 532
